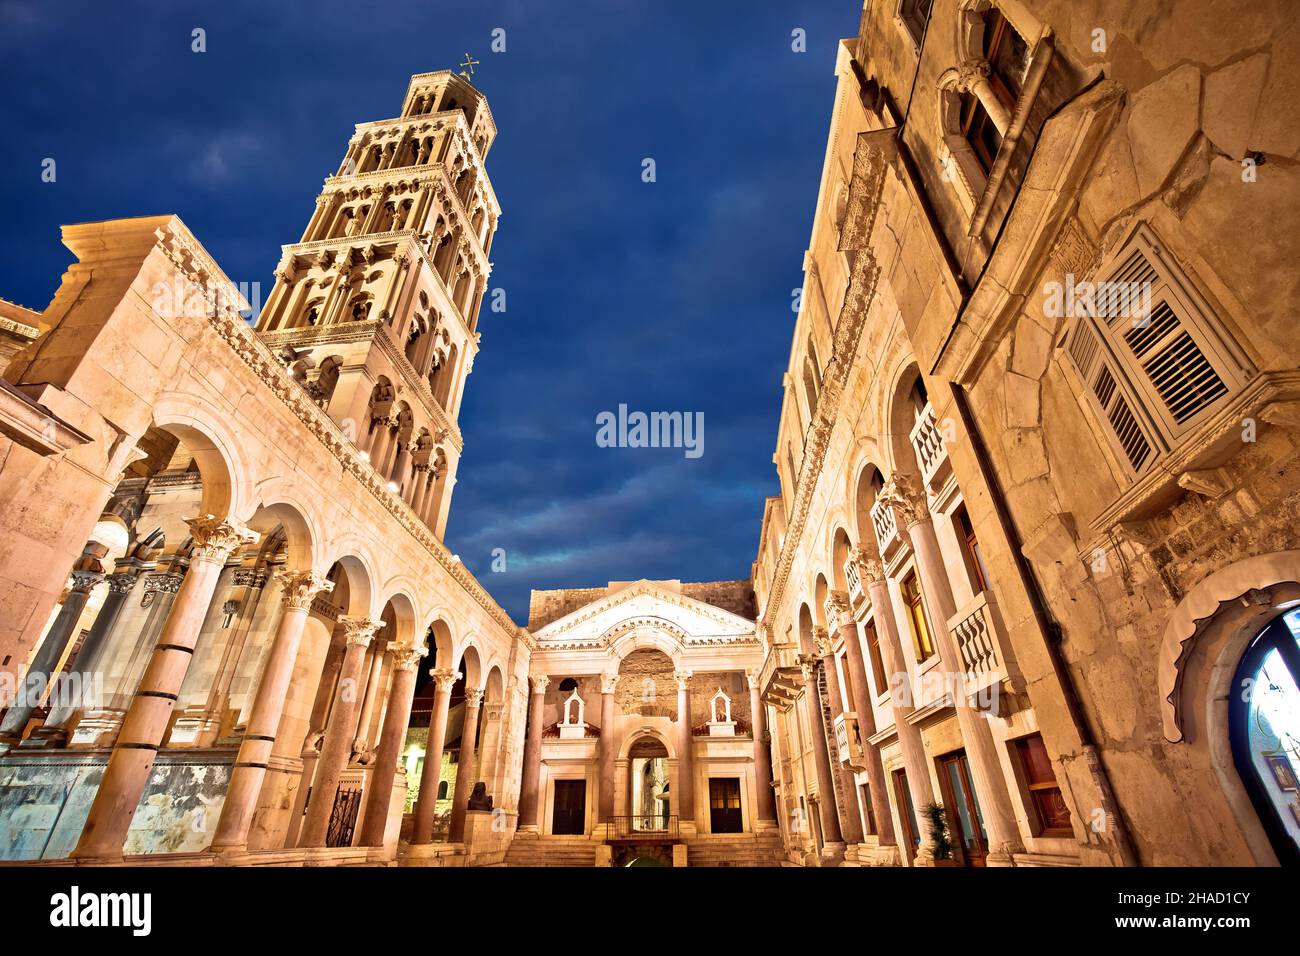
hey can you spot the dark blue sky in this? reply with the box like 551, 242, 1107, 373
0, 0, 858, 622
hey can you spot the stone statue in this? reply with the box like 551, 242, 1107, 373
467, 781, 493, 811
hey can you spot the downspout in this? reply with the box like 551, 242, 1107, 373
950, 381, 1140, 867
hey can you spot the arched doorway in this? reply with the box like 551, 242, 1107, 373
1230, 608, 1300, 865
628, 735, 670, 832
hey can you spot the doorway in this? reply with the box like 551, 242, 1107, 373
552, 779, 586, 835
709, 777, 743, 833
892, 768, 920, 864
938, 750, 988, 867
628, 735, 670, 831
1230, 610, 1300, 865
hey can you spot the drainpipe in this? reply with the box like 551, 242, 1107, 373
950, 381, 1140, 867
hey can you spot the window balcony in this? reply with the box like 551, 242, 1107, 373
909, 401, 952, 493
844, 555, 867, 616
870, 496, 902, 560
946, 590, 1024, 710
833, 712, 867, 772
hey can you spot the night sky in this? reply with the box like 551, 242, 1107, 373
0, 0, 859, 622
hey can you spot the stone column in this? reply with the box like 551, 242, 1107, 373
516, 675, 548, 831
798, 656, 844, 849
855, 550, 938, 860
359, 641, 427, 846
812, 629, 865, 846
880, 475, 1024, 864
71, 516, 255, 859
598, 672, 618, 823
210, 569, 332, 851
410, 667, 459, 844
40, 569, 137, 738
747, 673, 777, 825
352, 641, 388, 754
448, 687, 483, 842
959, 61, 1012, 135
825, 593, 896, 846
0, 561, 104, 742
674, 671, 694, 825
298, 615, 382, 848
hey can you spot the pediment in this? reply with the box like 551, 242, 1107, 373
533, 579, 756, 649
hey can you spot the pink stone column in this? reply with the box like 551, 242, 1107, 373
359, 641, 427, 846
858, 553, 939, 859
799, 657, 843, 846
747, 674, 777, 824
598, 673, 618, 823
881, 475, 1024, 864
516, 675, 548, 831
812, 628, 865, 846
448, 688, 483, 842
410, 667, 459, 844
72, 516, 255, 859
825, 592, 896, 846
210, 569, 332, 852
674, 671, 695, 825
298, 616, 382, 848
352, 642, 387, 753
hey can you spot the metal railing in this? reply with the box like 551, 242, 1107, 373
607, 815, 679, 840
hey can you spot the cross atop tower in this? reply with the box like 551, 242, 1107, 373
458, 53, 480, 79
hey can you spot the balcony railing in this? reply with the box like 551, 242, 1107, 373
947, 590, 1023, 707
844, 556, 864, 612
833, 712, 867, 771
607, 815, 679, 841
909, 401, 952, 492
870, 496, 901, 559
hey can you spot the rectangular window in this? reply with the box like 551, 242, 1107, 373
899, 0, 933, 47
960, 93, 1002, 175
1013, 733, 1073, 837
954, 505, 990, 594
1062, 223, 1248, 476
864, 618, 888, 697
983, 8, 1030, 109
859, 783, 877, 836
901, 572, 936, 662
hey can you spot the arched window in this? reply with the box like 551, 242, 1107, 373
1230, 610, 1300, 865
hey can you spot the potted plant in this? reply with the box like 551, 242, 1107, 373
921, 802, 956, 866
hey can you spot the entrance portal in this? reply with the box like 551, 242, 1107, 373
628, 735, 670, 831
552, 779, 586, 835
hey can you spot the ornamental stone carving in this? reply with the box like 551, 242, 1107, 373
389, 641, 428, 672
849, 548, 885, 584
811, 626, 833, 659
824, 592, 852, 632
877, 474, 929, 530
106, 572, 138, 594
599, 673, 620, 695
274, 568, 335, 610
339, 616, 383, 648
465, 688, 485, 709
429, 667, 460, 692
184, 514, 258, 563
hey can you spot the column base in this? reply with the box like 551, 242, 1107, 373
819, 841, 847, 866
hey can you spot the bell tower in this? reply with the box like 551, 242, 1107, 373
254, 70, 500, 538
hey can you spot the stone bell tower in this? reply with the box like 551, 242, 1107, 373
254, 69, 499, 538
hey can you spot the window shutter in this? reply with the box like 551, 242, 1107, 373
1068, 321, 1154, 473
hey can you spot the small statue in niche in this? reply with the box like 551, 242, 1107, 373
467, 781, 493, 811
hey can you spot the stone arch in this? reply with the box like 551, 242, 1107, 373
245, 495, 318, 575
319, 546, 376, 618
483, 664, 505, 704
882, 359, 929, 483
1159, 551, 1300, 744
617, 725, 677, 762
456, 639, 483, 690
831, 526, 853, 592
605, 621, 684, 667
379, 589, 418, 647
850, 458, 887, 556
149, 395, 250, 521
797, 603, 816, 654
423, 615, 455, 666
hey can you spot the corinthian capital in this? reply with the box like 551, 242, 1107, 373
465, 688, 485, 708
673, 670, 693, 691
339, 615, 383, 648
429, 667, 460, 692
824, 591, 851, 632
811, 626, 833, 659
389, 641, 429, 672
877, 474, 929, 530
275, 569, 335, 610
600, 673, 620, 695
184, 514, 257, 563
849, 547, 885, 584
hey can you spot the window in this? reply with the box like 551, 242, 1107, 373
859, 783, 877, 835
899, 0, 933, 47
1013, 733, 1072, 837
982, 8, 1030, 109
901, 572, 936, 662
864, 618, 888, 696
1062, 224, 1248, 476
960, 92, 1002, 175
954, 505, 990, 593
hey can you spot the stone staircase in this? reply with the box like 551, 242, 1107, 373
684, 832, 786, 867
503, 833, 599, 867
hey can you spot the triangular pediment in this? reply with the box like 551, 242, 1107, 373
533, 579, 756, 648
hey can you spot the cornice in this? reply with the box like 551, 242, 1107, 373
534, 580, 757, 641
759, 131, 893, 631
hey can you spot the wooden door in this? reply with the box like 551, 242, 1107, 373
938, 751, 988, 867
552, 779, 586, 835
708, 778, 743, 833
